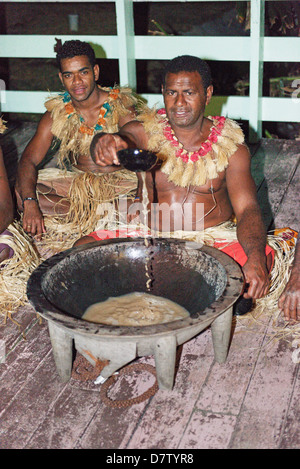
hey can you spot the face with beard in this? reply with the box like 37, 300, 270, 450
59, 55, 99, 103
162, 71, 213, 130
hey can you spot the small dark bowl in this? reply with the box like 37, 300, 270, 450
117, 148, 157, 172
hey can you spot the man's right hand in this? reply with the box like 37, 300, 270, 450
90, 133, 128, 167
22, 200, 46, 240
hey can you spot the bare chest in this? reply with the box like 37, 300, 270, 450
142, 168, 226, 200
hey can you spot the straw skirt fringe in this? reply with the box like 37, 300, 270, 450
0, 221, 41, 328
36, 167, 138, 252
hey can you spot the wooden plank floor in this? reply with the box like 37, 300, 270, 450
0, 123, 299, 450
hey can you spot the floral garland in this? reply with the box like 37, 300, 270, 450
157, 108, 226, 163
62, 87, 120, 136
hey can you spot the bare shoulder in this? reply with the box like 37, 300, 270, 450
231, 142, 251, 160
36, 111, 53, 136
227, 143, 251, 173
26, 111, 54, 149
20, 111, 54, 164
226, 142, 258, 210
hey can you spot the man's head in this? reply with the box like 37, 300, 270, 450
161, 55, 212, 93
56, 40, 96, 71
161, 56, 213, 129
57, 40, 99, 103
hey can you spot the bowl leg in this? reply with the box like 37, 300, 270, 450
154, 335, 177, 390
210, 306, 233, 363
48, 321, 74, 382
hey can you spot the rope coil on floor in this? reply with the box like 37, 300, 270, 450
71, 353, 109, 382
71, 354, 159, 407
99, 363, 159, 408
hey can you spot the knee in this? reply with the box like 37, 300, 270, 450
0, 246, 14, 265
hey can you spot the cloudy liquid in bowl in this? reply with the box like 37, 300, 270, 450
82, 292, 189, 326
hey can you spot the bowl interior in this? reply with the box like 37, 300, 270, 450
40, 239, 228, 320
117, 148, 157, 172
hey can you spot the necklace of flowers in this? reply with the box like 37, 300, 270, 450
157, 109, 226, 163
62, 87, 120, 136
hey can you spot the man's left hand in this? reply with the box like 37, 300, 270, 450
242, 259, 270, 299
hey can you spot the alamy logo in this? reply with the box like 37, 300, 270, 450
117, 197, 205, 239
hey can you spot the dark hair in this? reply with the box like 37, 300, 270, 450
56, 40, 96, 70
162, 55, 212, 91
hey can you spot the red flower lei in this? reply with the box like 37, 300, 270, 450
157, 109, 226, 163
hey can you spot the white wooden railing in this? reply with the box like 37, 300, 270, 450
0, 0, 299, 142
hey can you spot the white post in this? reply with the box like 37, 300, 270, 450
249, 0, 265, 142
115, 0, 136, 90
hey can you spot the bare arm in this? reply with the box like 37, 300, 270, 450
226, 144, 269, 300
15, 111, 54, 237
16, 111, 53, 199
90, 121, 148, 169
0, 147, 13, 233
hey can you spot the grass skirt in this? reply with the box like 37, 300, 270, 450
36, 167, 138, 253
0, 221, 41, 329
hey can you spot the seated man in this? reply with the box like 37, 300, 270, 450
15, 39, 140, 241
0, 118, 14, 264
76, 55, 275, 315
